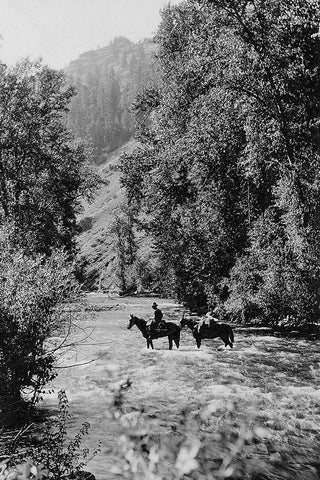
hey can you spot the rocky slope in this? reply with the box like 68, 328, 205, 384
77, 140, 136, 292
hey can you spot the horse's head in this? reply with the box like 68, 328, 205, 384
127, 314, 136, 329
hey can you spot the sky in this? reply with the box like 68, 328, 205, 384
0, 0, 181, 69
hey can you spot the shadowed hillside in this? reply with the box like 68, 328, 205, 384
76, 140, 136, 292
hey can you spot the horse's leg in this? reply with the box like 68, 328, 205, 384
196, 337, 201, 349
174, 335, 180, 348
219, 334, 233, 348
221, 335, 233, 348
150, 338, 154, 349
229, 330, 234, 348
168, 336, 173, 350
221, 336, 228, 347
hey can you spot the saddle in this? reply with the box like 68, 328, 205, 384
147, 319, 167, 333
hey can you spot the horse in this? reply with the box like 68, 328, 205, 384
127, 314, 181, 350
180, 316, 234, 349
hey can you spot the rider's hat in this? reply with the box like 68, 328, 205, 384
152, 302, 158, 308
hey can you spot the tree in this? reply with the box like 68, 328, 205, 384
212, 0, 320, 325
121, 0, 320, 323
110, 203, 138, 293
121, 2, 248, 310
0, 59, 97, 256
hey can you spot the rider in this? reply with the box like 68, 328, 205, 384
197, 308, 218, 332
150, 302, 165, 333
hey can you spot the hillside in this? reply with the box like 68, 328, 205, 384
77, 140, 136, 292
64, 38, 158, 291
65, 37, 157, 163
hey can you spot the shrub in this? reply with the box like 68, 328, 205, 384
109, 379, 270, 480
1, 390, 99, 480
0, 232, 80, 420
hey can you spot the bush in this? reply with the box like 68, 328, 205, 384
1, 390, 99, 480
108, 379, 272, 480
0, 233, 80, 420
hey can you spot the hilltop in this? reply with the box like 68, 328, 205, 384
66, 37, 157, 163
66, 36, 156, 82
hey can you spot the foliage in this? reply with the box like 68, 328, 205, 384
120, 2, 249, 310
225, 207, 320, 326
0, 59, 98, 256
108, 378, 272, 480
0, 230, 79, 417
120, 0, 320, 323
110, 201, 162, 294
1, 390, 99, 480
110, 203, 138, 293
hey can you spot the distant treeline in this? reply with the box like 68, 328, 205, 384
120, 0, 320, 328
67, 37, 157, 163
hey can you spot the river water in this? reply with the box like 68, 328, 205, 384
43, 294, 320, 480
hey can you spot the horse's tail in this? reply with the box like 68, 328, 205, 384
229, 327, 234, 343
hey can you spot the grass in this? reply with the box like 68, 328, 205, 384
38, 295, 320, 479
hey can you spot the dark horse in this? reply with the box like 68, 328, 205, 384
127, 314, 180, 350
180, 316, 234, 349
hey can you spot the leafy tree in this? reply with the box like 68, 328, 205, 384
110, 203, 138, 293
213, 0, 320, 325
121, 0, 320, 323
121, 2, 248, 310
0, 59, 97, 256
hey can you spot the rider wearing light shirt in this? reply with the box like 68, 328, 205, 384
197, 309, 218, 332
